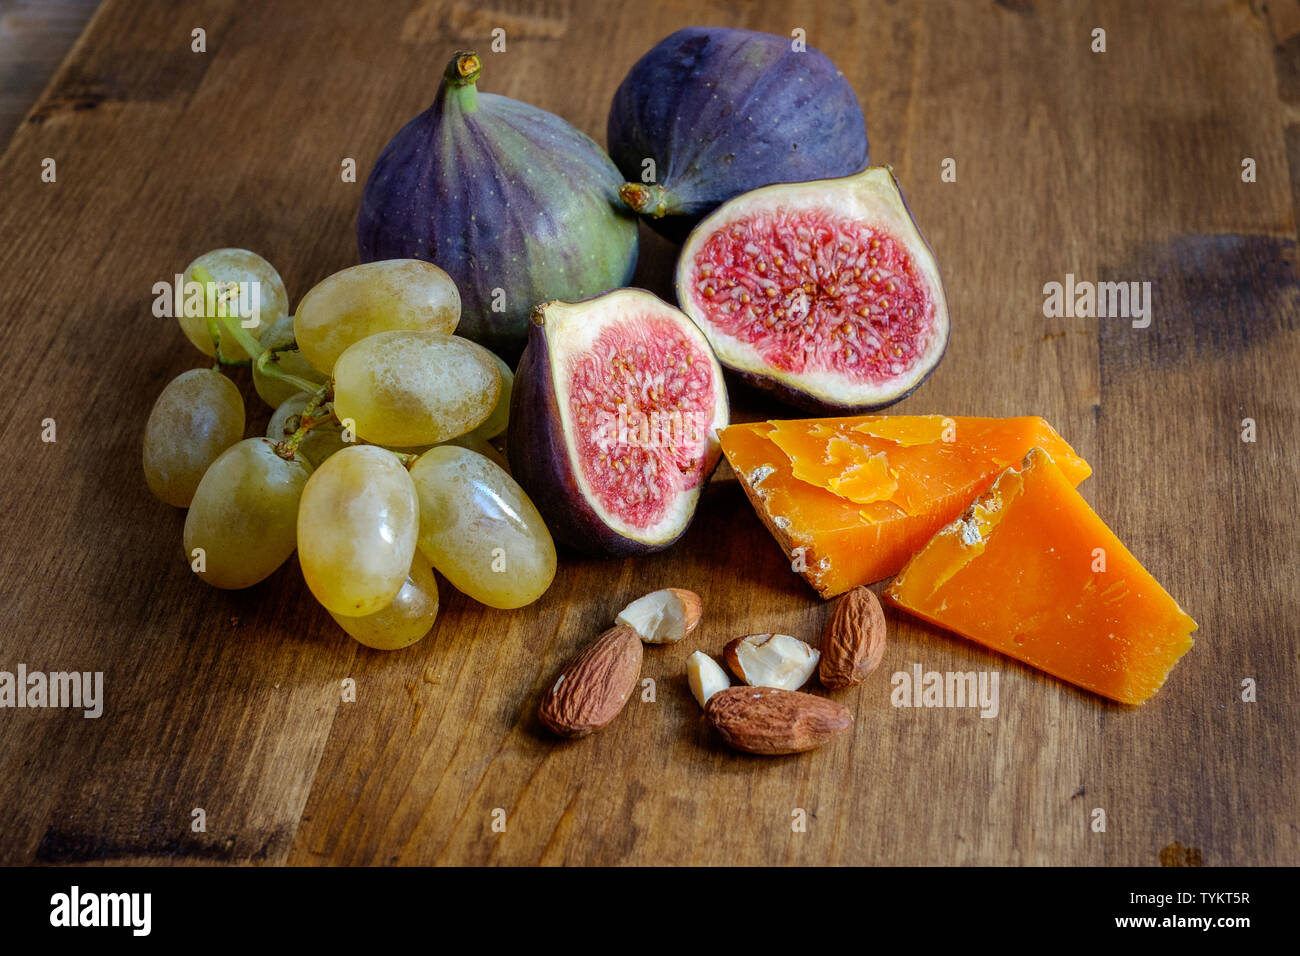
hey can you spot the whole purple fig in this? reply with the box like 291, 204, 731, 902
358, 52, 638, 359
608, 27, 869, 242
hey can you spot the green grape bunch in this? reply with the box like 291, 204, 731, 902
143, 251, 556, 651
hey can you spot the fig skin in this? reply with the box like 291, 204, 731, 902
608, 26, 869, 242
357, 51, 638, 360
675, 166, 950, 415
724, 359, 944, 416
507, 293, 728, 557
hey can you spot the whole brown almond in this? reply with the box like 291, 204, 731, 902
705, 686, 852, 755
539, 625, 643, 738
819, 585, 887, 689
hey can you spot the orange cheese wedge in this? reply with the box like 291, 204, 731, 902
884, 447, 1197, 704
719, 415, 1091, 596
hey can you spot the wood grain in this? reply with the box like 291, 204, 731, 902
0, 0, 101, 144
0, 0, 1295, 866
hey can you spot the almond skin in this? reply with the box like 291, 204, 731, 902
539, 625, 643, 738
722, 637, 744, 680
615, 587, 702, 644
819, 586, 887, 690
667, 588, 703, 638
705, 686, 852, 755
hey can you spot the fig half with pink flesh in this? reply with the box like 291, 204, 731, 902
508, 290, 729, 556
675, 166, 949, 413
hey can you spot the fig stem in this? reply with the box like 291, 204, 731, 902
618, 182, 669, 218
441, 51, 481, 112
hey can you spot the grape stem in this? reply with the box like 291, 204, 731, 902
268, 381, 423, 470
256, 347, 321, 395
274, 382, 335, 462
204, 310, 250, 367
190, 264, 265, 362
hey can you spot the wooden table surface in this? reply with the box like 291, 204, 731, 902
0, 1, 98, 144
0, 0, 1296, 866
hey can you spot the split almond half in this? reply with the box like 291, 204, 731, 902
615, 588, 702, 644
705, 686, 852, 755
686, 650, 730, 707
723, 633, 820, 690
538, 625, 643, 738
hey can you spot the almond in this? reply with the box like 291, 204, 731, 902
705, 686, 852, 755
539, 625, 643, 737
723, 633, 819, 690
615, 587, 702, 644
819, 586, 887, 689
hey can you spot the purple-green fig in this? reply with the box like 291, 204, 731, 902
357, 52, 638, 360
608, 27, 869, 242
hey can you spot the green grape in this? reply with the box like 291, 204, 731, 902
266, 392, 349, 469
410, 444, 556, 609
143, 368, 245, 507
182, 438, 309, 589
437, 433, 509, 472
389, 434, 508, 471
298, 445, 419, 617
330, 555, 439, 650
380, 441, 434, 456
332, 331, 500, 447
461, 351, 513, 442
253, 314, 327, 408
179, 248, 289, 360
294, 259, 460, 373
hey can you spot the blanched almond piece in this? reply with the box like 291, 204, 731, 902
723, 633, 820, 690
615, 588, 702, 644
686, 651, 730, 707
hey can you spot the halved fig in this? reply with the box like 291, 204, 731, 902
675, 166, 949, 413
508, 290, 729, 556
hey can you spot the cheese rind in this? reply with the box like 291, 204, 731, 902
884, 447, 1197, 704
719, 415, 1091, 596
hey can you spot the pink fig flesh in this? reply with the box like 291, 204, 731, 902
508, 290, 729, 556
676, 166, 949, 413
